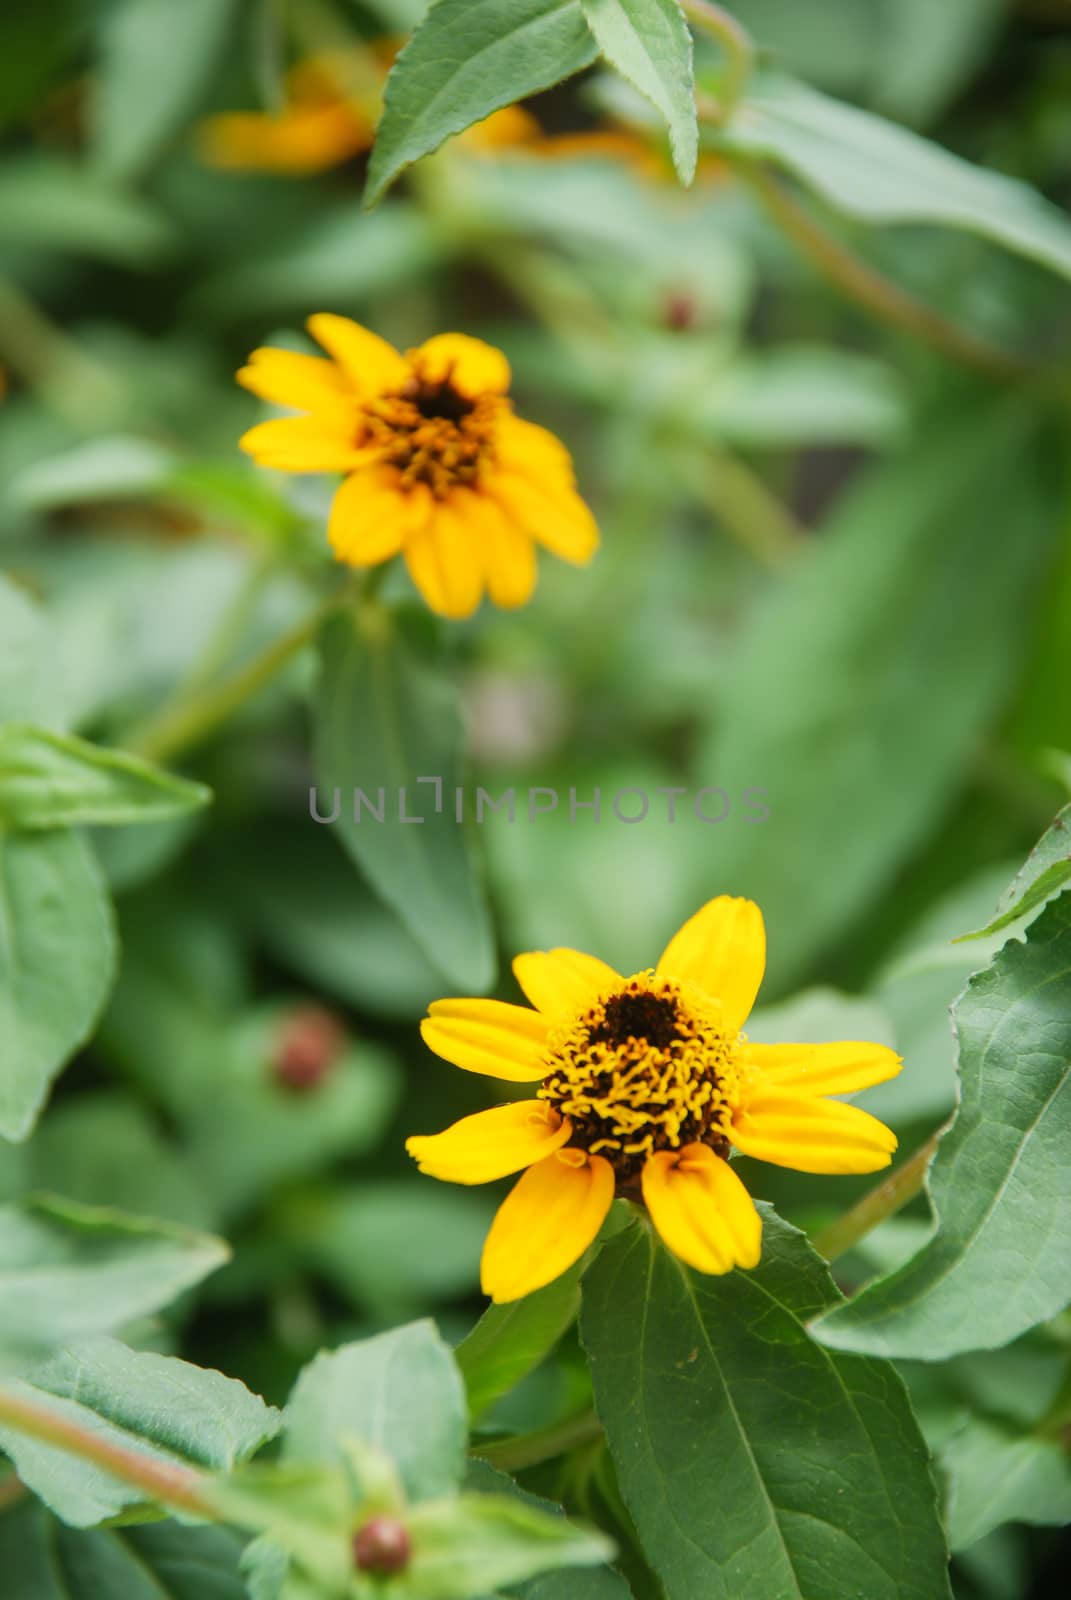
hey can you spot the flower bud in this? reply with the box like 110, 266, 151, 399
352, 1515, 411, 1575
272, 1004, 346, 1092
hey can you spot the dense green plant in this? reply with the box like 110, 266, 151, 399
1, 2, 1070, 1597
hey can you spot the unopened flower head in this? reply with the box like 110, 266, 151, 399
407, 895, 902, 1303
238, 316, 598, 618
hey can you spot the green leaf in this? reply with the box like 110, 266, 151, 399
0, 1196, 228, 1371
91, 0, 240, 181
956, 803, 1071, 940
402, 1494, 614, 1599
457, 1265, 583, 1423
12, 1091, 216, 1231
581, 0, 696, 182
940, 1415, 1071, 1550
215, 823, 445, 1020
0, 1336, 281, 1526
11, 435, 177, 511
365, 0, 599, 206
195, 205, 442, 321
0, 575, 59, 730
0, 725, 211, 831
695, 400, 1057, 992
714, 72, 1071, 280
313, 609, 495, 992
521, 1570, 634, 1599
282, 1321, 467, 1502
0, 1499, 248, 1600
294, 1181, 492, 1318
813, 893, 1071, 1360
185, 1005, 401, 1219
0, 826, 118, 1141
581, 1213, 951, 1600
0, 156, 174, 264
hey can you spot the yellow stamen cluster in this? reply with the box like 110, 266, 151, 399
539, 972, 742, 1183
361, 367, 501, 498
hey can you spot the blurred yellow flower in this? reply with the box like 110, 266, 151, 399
198, 54, 378, 174
407, 896, 902, 1302
238, 316, 598, 617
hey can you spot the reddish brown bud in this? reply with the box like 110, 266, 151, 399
352, 1515, 412, 1575
272, 1004, 346, 1093
662, 290, 698, 331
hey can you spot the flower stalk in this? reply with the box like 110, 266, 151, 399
0, 1384, 214, 1519
812, 1125, 946, 1263
738, 164, 1035, 382
124, 583, 354, 765
681, 0, 756, 120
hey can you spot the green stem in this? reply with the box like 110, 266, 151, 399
124, 583, 352, 765
679, 445, 805, 571
681, 0, 756, 119
739, 165, 1035, 382
471, 1409, 603, 1473
812, 1127, 945, 1263
0, 1386, 213, 1519
179, 553, 279, 698
0, 276, 126, 428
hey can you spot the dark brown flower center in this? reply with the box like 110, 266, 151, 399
539, 972, 741, 1184
361, 373, 501, 498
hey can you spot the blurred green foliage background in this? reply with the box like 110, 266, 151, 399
2, 2, 1071, 1595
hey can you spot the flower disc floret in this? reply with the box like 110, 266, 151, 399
540, 972, 741, 1179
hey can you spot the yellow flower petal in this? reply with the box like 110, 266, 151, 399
421, 998, 550, 1082
741, 1040, 903, 1098
237, 347, 351, 412
406, 1100, 570, 1184
328, 469, 429, 565
642, 1143, 761, 1274
481, 1149, 615, 1303
414, 332, 511, 397
490, 471, 599, 564
404, 501, 484, 619
731, 1091, 898, 1174
496, 416, 575, 482
198, 104, 371, 175
512, 948, 621, 1018
450, 490, 537, 610
307, 313, 409, 396
238, 415, 362, 472
656, 896, 765, 1030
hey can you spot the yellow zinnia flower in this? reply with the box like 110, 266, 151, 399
237, 316, 598, 617
407, 896, 902, 1303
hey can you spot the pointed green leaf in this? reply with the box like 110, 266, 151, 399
457, 1264, 583, 1422
91, 0, 241, 181
956, 803, 1071, 940
282, 1321, 467, 1502
0, 724, 211, 831
714, 72, 1071, 280
403, 1494, 614, 1599
814, 893, 1071, 1360
365, 0, 599, 206
581, 0, 697, 182
940, 1415, 1071, 1550
0, 575, 60, 729
582, 1213, 951, 1600
0, 1500, 248, 1600
0, 826, 118, 1141
313, 609, 495, 991
0, 1337, 281, 1526
696, 402, 1057, 992
0, 1196, 229, 1371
